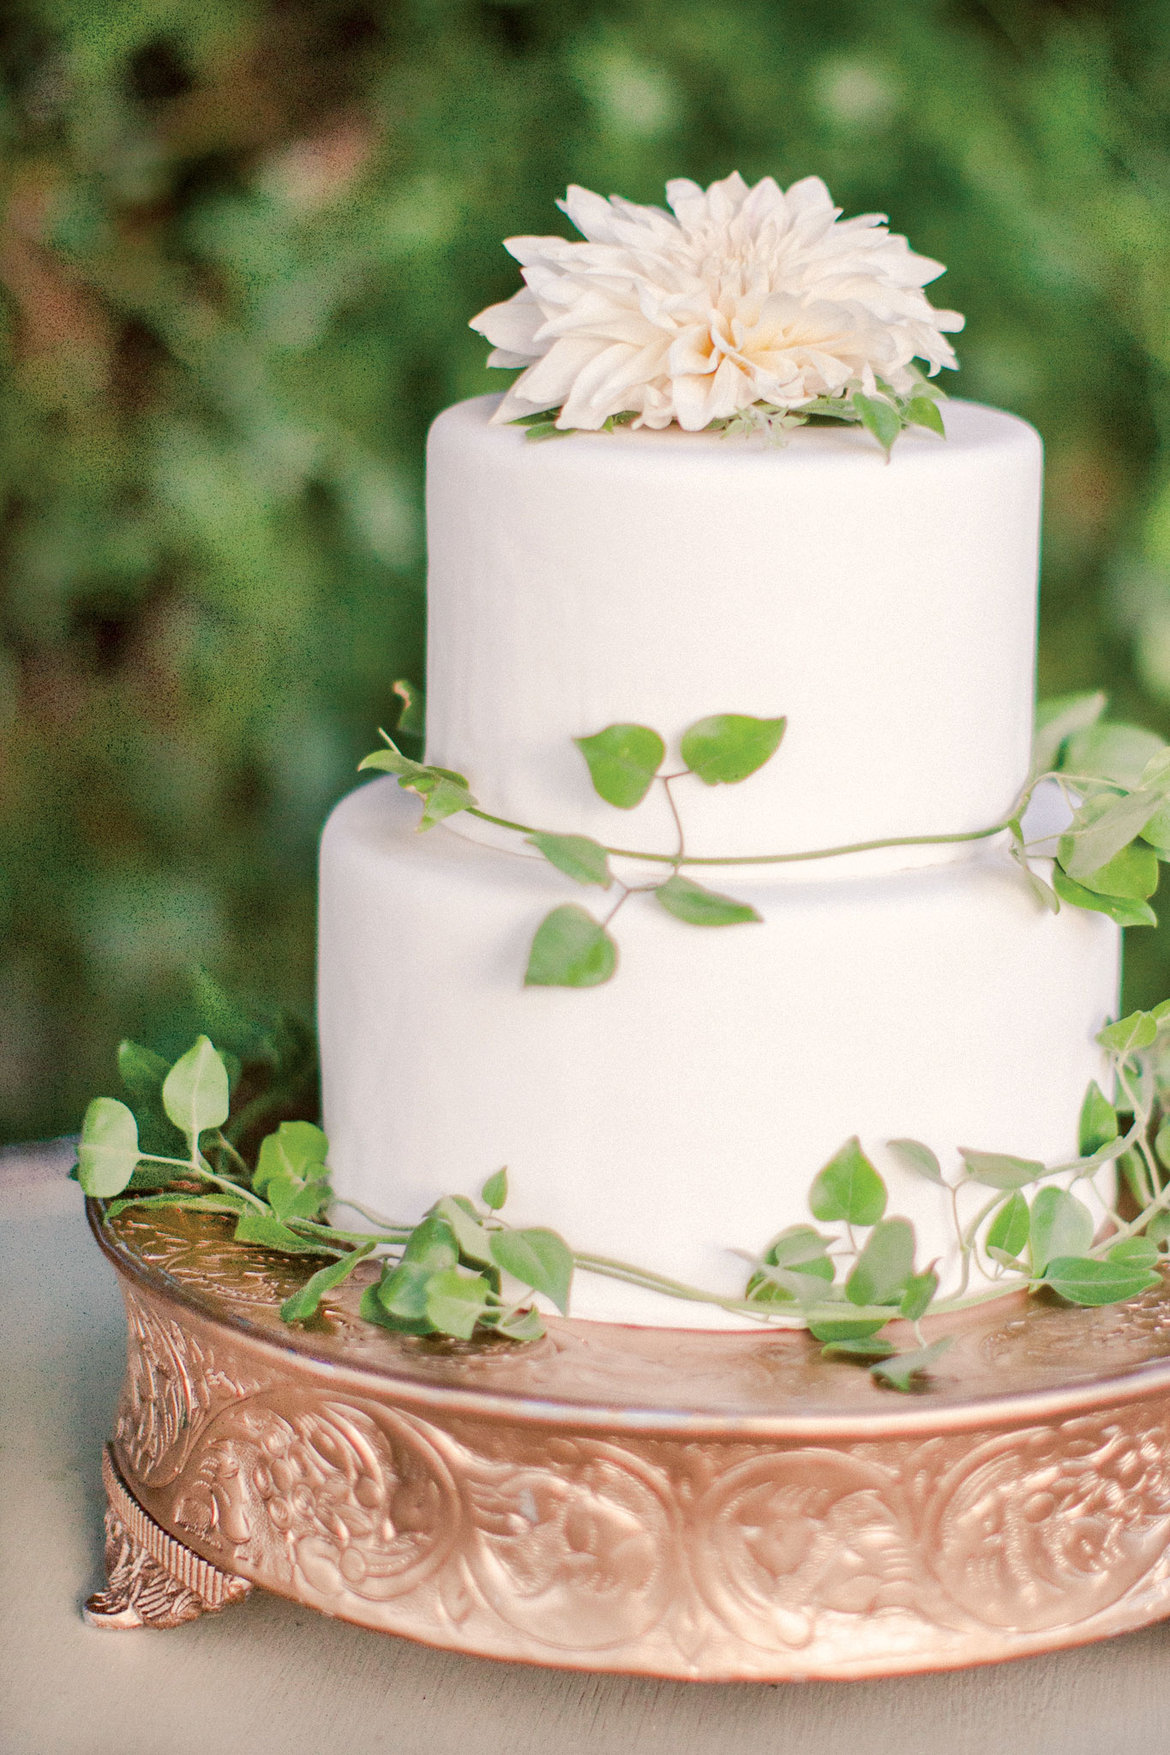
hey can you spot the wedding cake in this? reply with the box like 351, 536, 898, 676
317, 175, 1120, 1326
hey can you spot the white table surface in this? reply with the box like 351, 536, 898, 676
4, 1142, 1170, 1755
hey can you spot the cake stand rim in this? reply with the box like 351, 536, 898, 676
88, 1197, 1170, 1438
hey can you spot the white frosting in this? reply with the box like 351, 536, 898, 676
425, 395, 1041, 859
319, 779, 1119, 1328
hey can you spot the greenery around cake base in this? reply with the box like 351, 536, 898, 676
75, 998, 1170, 1393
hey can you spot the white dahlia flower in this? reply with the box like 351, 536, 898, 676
471, 173, 964, 432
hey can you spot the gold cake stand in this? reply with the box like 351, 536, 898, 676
84, 1199, 1170, 1681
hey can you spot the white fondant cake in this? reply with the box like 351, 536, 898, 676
318, 393, 1120, 1327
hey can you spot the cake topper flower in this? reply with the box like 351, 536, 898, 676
470, 173, 964, 446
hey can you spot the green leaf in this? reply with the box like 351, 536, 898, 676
1155, 1122, 1170, 1170
401, 1213, 460, 1270
77, 1097, 142, 1198
490, 1226, 573, 1313
747, 1264, 841, 1305
899, 1267, 939, 1322
424, 1268, 494, 1338
367, 1261, 435, 1332
1058, 793, 1164, 885
431, 1195, 496, 1267
852, 391, 902, 455
886, 1138, 943, 1183
1007, 820, 1061, 913
358, 740, 431, 781
234, 1208, 327, 1254
821, 1336, 896, 1361
1033, 692, 1108, 775
1060, 833, 1159, 900
1108, 1237, 1159, 1270
904, 396, 944, 436
487, 1305, 546, 1341
1064, 723, 1167, 788
1029, 1187, 1095, 1273
807, 1314, 889, 1343
524, 905, 617, 988
1079, 1081, 1119, 1157
1098, 1011, 1159, 1054
574, 724, 664, 808
870, 1337, 954, 1390
1146, 1210, 1170, 1248
986, 1191, 1030, 1263
653, 874, 761, 927
417, 776, 475, 829
808, 1138, 887, 1226
481, 1168, 508, 1211
761, 1225, 835, 1275
280, 1244, 375, 1323
527, 832, 612, 888
1042, 1255, 1160, 1306
845, 1217, 916, 1307
1051, 867, 1157, 926
161, 1037, 230, 1145
254, 1122, 329, 1194
117, 1040, 170, 1103
959, 1148, 1046, 1189
679, 714, 787, 786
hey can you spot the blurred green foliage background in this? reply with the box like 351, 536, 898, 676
2, 0, 1169, 1142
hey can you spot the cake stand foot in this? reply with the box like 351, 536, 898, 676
83, 1446, 252, 1631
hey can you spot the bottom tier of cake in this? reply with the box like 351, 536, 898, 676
318, 778, 1120, 1327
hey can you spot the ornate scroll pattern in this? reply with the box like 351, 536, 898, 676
92, 1209, 1170, 1679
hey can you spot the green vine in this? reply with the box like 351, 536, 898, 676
510, 369, 947, 459
76, 1004, 1170, 1392
361, 689, 1170, 989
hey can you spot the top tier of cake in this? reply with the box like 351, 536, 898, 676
424, 394, 1041, 859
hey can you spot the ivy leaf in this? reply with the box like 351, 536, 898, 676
234, 1208, 328, 1254
1079, 1081, 1119, 1157
886, 1138, 944, 1183
280, 1244, 375, 1323
527, 832, 612, 888
761, 1225, 836, 1275
481, 1168, 508, 1211
1156, 1122, 1170, 1170
1098, 1011, 1159, 1054
161, 1037, 230, 1146
871, 1337, 953, 1390
77, 1097, 141, 1198
1108, 1237, 1160, 1271
106, 1191, 244, 1219
986, 1190, 1030, 1264
401, 1213, 460, 1270
1146, 1209, 1170, 1248
417, 775, 476, 829
679, 714, 787, 786
1007, 819, 1061, 913
899, 1267, 939, 1322
809, 1138, 887, 1226
525, 905, 617, 988
424, 1268, 494, 1339
358, 740, 431, 782
1033, 692, 1108, 776
845, 1217, 916, 1307
574, 724, 664, 808
431, 1195, 496, 1267
1059, 833, 1159, 900
1051, 867, 1157, 927
484, 1305, 543, 1340
1057, 792, 1163, 884
852, 391, 902, 456
1064, 723, 1167, 788
958, 1148, 1046, 1189
255, 1121, 329, 1193
366, 1261, 435, 1332
807, 1314, 889, 1342
117, 1039, 170, 1104
904, 396, 944, 436
1042, 1255, 1160, 1306
654, 875, 761, 926
1029, 1187, 1095, 1273
490, 1226, 573, 1313
821, 1336, 897, 1361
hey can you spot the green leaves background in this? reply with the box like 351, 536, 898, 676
6, 1, 1170, 1141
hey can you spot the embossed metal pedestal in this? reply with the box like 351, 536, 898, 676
87, 1201, 1170, 1680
